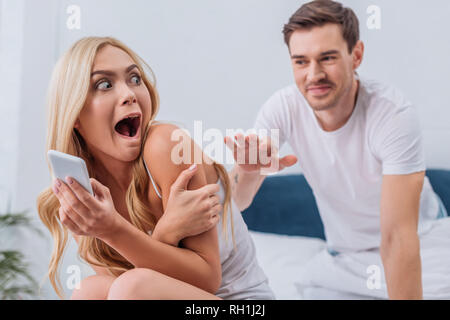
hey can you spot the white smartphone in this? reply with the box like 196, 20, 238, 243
47, 150, 94, 195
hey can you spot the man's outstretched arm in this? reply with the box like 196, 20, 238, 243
229, 164, 267, 211
225, 134, 298, 211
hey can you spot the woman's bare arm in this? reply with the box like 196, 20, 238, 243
98, 124, 221, 293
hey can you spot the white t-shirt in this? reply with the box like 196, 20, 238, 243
254, 77, 441, 253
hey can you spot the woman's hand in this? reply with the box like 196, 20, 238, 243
152, 164, 222, 246
52, 177, 126, 241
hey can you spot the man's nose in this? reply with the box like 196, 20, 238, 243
306, 61, 326, 84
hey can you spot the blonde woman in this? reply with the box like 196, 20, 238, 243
37, 37, 274, 300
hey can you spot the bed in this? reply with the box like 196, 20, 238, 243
242, 170, 450, 299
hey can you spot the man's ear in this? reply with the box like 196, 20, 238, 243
352, 40, 364, 70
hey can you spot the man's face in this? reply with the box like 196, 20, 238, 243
289, 23, 359, 111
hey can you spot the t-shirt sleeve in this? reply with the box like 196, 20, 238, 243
253, 89, 292, 149
371, 103, 426, 175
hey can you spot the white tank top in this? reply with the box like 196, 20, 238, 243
144, 161, 274, 299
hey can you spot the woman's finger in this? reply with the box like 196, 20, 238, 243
59, 207, 84, 235
56, 179, 90, 222
210, 196, 220, 209
89, 178, 110, 199
200, 183, 220, 197
209, 193, 220, 202
170, 164, 198, 192
52, 180, 64, 202
65, 176, 97, 210
56, 183, 86, 230
211, 203, 223, 217
60, 200, 86, 229
209, 214, 220, 229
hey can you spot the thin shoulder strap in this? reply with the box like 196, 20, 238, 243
143, 160, 162, 199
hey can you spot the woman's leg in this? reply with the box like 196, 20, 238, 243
107, 268, 221, 300
70, 274, 116, 300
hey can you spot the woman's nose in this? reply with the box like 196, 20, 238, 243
119, 85, 137, 106
122, 93, 137, 106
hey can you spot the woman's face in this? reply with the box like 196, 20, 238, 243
75, 45, 152, 164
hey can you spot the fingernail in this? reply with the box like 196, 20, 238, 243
55, 179, 61, 187
52, 185, 59, 194
66, 177, 73, 184
189, 164, 197, 171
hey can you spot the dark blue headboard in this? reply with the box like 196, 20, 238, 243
242, 169, 450, 240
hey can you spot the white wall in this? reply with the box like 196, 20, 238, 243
0, 0, 25, 214
351, 0, 450, 169
1, 0, 449, 299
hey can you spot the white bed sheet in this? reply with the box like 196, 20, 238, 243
249, 231, 326, 300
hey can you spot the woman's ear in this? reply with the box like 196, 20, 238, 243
74, 119, 80, 129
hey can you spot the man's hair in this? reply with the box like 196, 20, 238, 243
282, 0, 360, 53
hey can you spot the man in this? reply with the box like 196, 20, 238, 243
226, 0, 450, 299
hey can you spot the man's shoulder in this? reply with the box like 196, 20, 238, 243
360, 78, 421, 145
274, 83, 304, 101
255, 84, 306, 133
361, 77, 412, 114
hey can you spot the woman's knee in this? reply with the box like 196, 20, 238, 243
107, 268, 163, 300
70, 274, 116, 300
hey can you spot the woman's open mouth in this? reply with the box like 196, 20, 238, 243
114, 113, 141, 139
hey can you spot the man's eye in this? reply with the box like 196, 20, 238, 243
96, 80, 112, 90
295, 60, 307, 65
130, 74, 141, 85
322, 56, 336, 62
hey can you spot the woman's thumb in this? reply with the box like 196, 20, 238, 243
171, 164, 197, 192
90, 178, 108, 198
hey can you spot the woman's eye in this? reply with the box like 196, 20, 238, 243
96, 80, 112, 90
130, 74, 141, 85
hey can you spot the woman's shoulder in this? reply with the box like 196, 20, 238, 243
143, 122, 220, 188
145, 121, 183, 142
143, 122, 189, 157
142, 122, 194, 183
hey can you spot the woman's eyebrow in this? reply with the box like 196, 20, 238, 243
91, 64, 138, 77
126, 64, 138, 73
91, 69, 114, 77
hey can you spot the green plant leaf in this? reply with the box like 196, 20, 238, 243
0, 207, 43, 299
0, 212, 44, 236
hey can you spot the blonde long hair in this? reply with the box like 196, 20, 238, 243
36, 37, 233, 299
